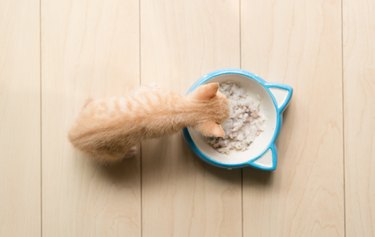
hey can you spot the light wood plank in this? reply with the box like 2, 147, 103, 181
241, 0, 344, 236
344, 0, 375, 236
42, 0, 140, 236
140, 0, 242, 236
0, 0, 41, 236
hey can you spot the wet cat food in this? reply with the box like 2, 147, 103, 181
206, 82, 266, 154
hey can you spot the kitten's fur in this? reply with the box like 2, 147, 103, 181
68, 83, 229, 162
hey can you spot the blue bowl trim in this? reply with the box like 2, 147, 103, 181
182, 68, 292, 170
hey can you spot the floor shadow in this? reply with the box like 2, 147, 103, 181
243, 167, 274, 186
179, 135, 242, 184
177, 134, 275, 186
88, 153, 140, 184
283, 105, 291, 120
140, 137, 170, 169
84, 132, 276, 187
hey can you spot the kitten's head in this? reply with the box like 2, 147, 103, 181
189, 82, 229, 138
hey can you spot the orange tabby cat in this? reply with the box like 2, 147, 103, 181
68, 83, 229, 163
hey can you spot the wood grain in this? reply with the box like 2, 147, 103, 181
140, 0, 242, 236
241, 0, 345, 236
1, 0, 374, 235
41, 0, 140, 236
0, 0, 41, 236
344, 0, 375, 236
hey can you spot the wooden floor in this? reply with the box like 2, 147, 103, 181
0, 0, 374, 236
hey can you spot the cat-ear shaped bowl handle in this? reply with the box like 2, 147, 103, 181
247, 83, 292, 170
247, 144, 277, 170
266, 84, 293, 113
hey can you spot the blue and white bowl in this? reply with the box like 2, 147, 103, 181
183, 69, 293, 171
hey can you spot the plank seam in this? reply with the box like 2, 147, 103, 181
341, 0, 347, 236
39, 0, 43, 236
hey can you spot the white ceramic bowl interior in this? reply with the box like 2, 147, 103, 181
187, 74, 277, 165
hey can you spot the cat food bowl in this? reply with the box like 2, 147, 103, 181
183, 69, 293, 170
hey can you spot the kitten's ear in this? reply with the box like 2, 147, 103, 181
195, 121, 225, 138
190, 83, 219, 100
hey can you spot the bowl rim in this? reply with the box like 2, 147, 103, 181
182, 68, 293, 170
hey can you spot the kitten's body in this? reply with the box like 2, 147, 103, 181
68, 83, 229, 162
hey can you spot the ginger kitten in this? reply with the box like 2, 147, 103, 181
68, 83, 229, 162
